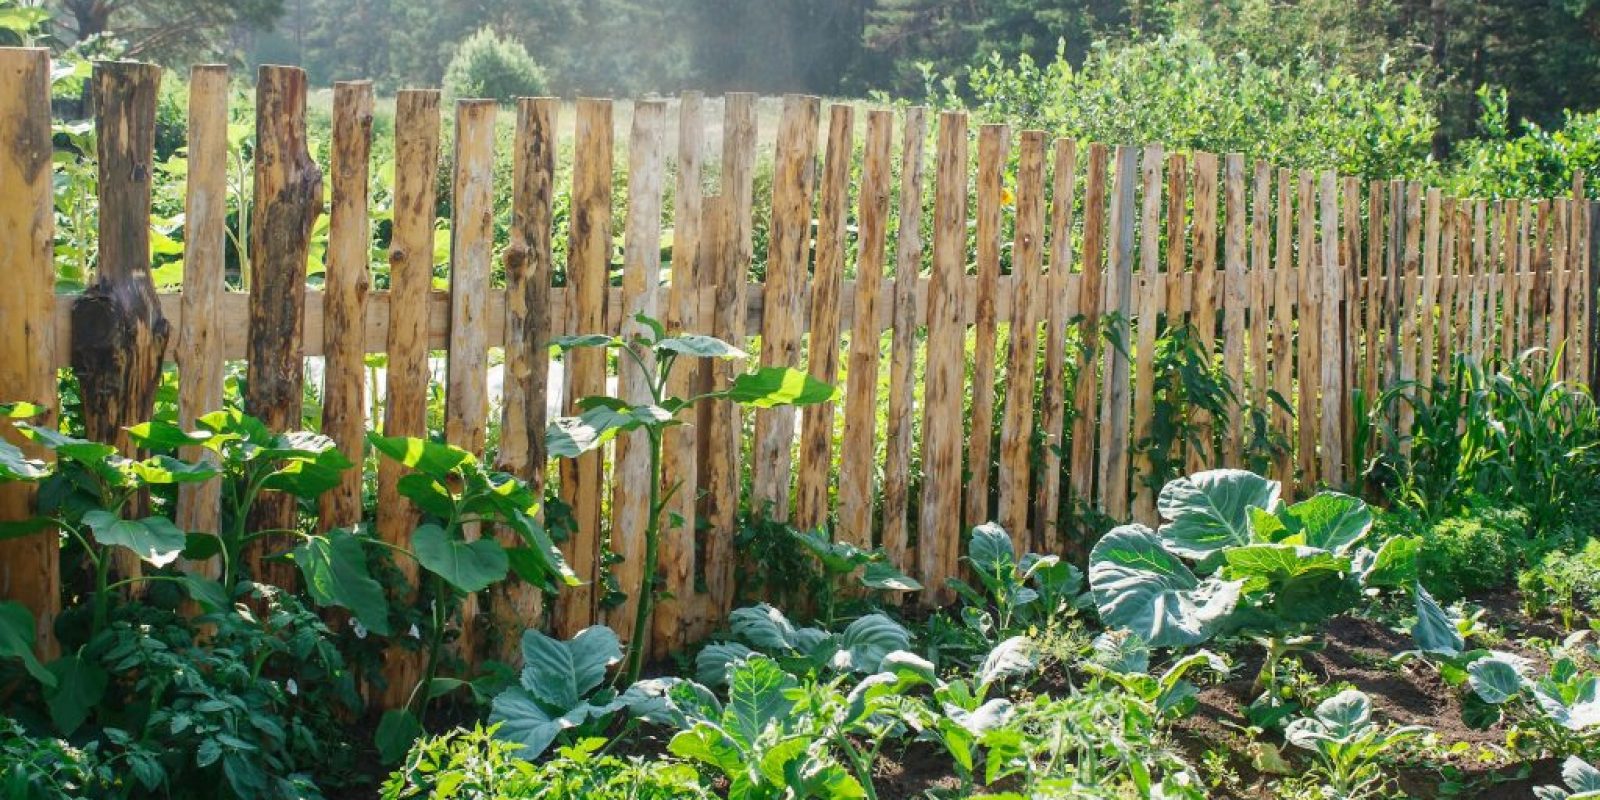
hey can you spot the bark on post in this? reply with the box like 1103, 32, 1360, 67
245, 66, 322, 588
70, 61, 169, 586
0, 47, 60, 659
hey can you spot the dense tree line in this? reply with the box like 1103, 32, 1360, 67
36, 0, 1600, 150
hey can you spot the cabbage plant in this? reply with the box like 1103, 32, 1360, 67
1088, 469, 1419, 692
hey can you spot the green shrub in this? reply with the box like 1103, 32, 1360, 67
1400, 503, 1527, 602
1520, 538, 1600, 629
442, 27, 547, 103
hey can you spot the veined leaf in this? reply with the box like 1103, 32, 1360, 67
1156, 469, 1281, 562
1089, 524, 1241, 648
413, 524, 508, 593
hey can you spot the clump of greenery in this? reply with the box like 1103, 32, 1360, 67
0, 717, 108, 800
1520, 539, 1600, 629
443, 27, 548, 103
1375, 502, 1527, 602
381, 726, 709, 800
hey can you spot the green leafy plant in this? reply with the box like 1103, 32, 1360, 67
1088, 469, 1419, 693
895, 635, 1038, 794
1533, 755, 1600, 800
1466, 653, 1600, 757
789, 527, 921, 624
1282, 689, 1428, 799
548, 314, 836, 684
381, 726, 710, 800
362, 434, 577, 751
0, 716, 109, 800
488, 626, 624, 759
693, 603, 912, 687
948, 522, 1083, 644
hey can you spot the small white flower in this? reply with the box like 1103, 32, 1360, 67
408, 623, 421, 640
352, 619, 368, 639
286, 678, 299, 696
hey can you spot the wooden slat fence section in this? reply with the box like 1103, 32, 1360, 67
4, 52, 1598, 678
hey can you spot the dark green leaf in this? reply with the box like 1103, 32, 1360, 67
375, 709, 422, 764
0, 601, 54, 687
367, 433, 472, 477
293, 529, 390, 636
723, 367, 838, 408
413, 524, 509, 593
45, 653, 107, 734
82, 510, 185, 568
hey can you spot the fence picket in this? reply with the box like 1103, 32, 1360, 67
1318, 171, 1343, 485
882, 108, 927, 583
319, 80, 373, 531
1294, 172, 1318, 490
966, 125, 1009, 529
245, 66, 321, 588
837, 110, 894, 549
1187, 153, 1219, 473
752, 95, 821, 521
1132, 145, 1163, 524
918, 111, 970, 606
1270, 169, 1296, 484
796, 105, 853, 530
555, 99, 613, 637
608, 100, 666, 648
1222, 154, 1248, 465
1068, 143, 1109, 540
496, 96, 557, 659
0, 47, 58, 659
1098, 145, 1138, 521
1033, 138, 1076, 552
176, 65, 228, 555
998, 131, 1047, 540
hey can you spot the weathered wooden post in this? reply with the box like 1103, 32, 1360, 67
70, 61, 169, 586
0, 47, 60, 658
245, 66, 321, 588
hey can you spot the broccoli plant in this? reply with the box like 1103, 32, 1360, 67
1088, 469, 1420, 693
548, 314, 835, 684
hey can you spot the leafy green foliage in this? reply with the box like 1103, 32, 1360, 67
1466, 654, 1600, 756
1534, 755, 1600, 800
1283, 689, 1428, 798
489, 626, 624, 759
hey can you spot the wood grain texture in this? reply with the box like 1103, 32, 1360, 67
73, 62, 168, 586
496, 96, 557, 660
245, 66, 321, 588
795, 105, 853, 530
1398, 182, 1422, 452
1270, 169, 1296, 484
1419, 188, 1442, 390
965, 124, 1009, 529
555, 98, 613, 637
698, 94, 758, 632
176, 65, 228, 557
1293, 171, 1318, 491
1032, 138, 1076, 552
1318, 171, 1343, 486
1097, 145, 1137, 521
751, 95, 820, 522
1132, 144, 1163, 525
445, 99, 495, 660
0, 48, 59, 659
1186, 152, 1219, 474
318, 80, 373, 530
1067, 143, 1108, 535
1362, 181, 1385, 409
375, 89, 439, 710
1248, 162, 1272, 427
882, 108, 927, 575
837, 110, 893, 549
654, 92, 703, 656
917, 111, 969, 607
608, 100, 666, 648
1341, 177, 1362, 479
997, 131, 1046, 543
1221, 154, 1248, 465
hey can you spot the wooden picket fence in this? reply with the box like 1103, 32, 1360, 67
2, 51, 1597, 682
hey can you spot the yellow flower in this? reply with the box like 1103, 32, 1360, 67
1000, 185, 1016, 206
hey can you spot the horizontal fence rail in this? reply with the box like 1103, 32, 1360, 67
1, 50, 1596, 686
